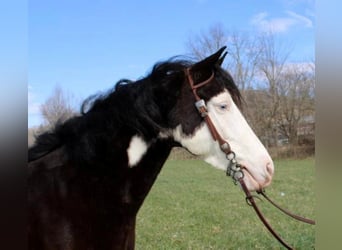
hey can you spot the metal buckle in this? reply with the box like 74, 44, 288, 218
195, 99, 208, 117
220, 142, 230, 152
226, 151, 244, 184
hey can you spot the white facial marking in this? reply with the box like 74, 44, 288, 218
172, 124, 212, 156
173, 90, 274, 191
127, 135, 149, 168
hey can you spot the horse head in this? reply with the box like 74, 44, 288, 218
162, 47, 274, 191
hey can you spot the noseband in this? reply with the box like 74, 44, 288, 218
184, 67, 315, 250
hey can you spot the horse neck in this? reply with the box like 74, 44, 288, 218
97, 138, 174, 249
123, 138, 174, 208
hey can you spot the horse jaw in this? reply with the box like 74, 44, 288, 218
172, 90, 274, 191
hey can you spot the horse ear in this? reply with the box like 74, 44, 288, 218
216, 51, 228, 66
189, 46, 227, 83
191, 46, 227, 71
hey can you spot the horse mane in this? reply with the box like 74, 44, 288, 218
80, 58, 193, 129
28, 58, 193, 162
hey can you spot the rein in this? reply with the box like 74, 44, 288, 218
184, 68, 315, 250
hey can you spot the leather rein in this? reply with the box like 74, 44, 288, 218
184, 68, 315, 250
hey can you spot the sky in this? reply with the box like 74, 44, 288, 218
28, 0, 315, 127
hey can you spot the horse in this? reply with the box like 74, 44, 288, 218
28, 47, 274, 250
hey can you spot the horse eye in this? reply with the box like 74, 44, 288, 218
219, 104, 228, 110
215, 103, 229, 113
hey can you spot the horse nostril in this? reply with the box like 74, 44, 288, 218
266, 162, 274, 176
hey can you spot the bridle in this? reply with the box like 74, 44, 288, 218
185, 68, 233, 155
184, 67, 315, 250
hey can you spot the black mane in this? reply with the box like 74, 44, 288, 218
28, 59, 191, 162
28, 58, 241, 163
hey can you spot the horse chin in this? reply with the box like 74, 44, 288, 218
241, 169, 267, 191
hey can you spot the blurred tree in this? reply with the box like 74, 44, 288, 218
40, 85, 78, 128
28, 86, 78, 146
186, 24, 261, 92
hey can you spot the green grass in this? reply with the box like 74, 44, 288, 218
136, 158, 315, 249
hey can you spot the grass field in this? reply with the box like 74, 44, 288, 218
136, 158, 315, 249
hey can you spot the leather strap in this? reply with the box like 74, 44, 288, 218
184, 68, 232, 154
258, 190, 315, 225
239, 178, 294, 250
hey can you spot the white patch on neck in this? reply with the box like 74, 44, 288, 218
127, 135, 149, 168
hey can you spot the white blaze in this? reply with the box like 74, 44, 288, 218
127, 135, 149, 168
173, 90, 274, 191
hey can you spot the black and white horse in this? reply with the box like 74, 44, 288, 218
28, 47, 274, 250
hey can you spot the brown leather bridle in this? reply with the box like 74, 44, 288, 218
185, 68, 232, 155
184, 67, 315, 250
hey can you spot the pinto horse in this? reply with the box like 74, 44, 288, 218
28, 47, 274, 250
